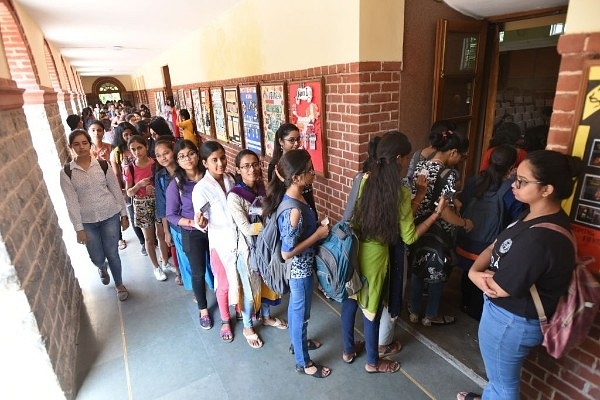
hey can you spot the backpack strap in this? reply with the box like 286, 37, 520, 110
528, 222, 577, 323
64, 159, 109, 179
342, 172, 364, 222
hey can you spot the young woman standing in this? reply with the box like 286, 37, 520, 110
166, 140, 212, 329
60, 129, 129, 301
193, 141, 239, 342
124, 135, 167, 282
263, 149, 330, 378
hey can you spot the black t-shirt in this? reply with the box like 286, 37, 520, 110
489, 210, 575, 319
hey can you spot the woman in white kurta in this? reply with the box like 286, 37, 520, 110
192, 141, 239, 342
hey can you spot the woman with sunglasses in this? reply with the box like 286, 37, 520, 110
458, 150, 582, 400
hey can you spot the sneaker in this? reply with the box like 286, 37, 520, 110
140, 244, 148, 256
199, 314, 213, 330
161, 261, 176, 273
153, 267, 167, 281
98, 266, 110, 285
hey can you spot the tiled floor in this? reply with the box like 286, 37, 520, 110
74, 228, 486, 400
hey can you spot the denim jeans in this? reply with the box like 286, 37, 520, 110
289, 275, 313, 367
236, 253, 255, 328
170, 226, 192, 290
479, 296, 543, 400
341, 298, 382, 365
409, 275, 444, 317
83, 213, 123, 286
181, 229, 209, 310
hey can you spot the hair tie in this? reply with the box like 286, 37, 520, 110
274, 165, 285, 182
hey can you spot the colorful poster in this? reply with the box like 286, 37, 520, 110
200, 88, 212, 137
288, 78, 327, 175
570, 63, 600, 274
240, 84, 262, 154
224, 87, 243, 147
177, 89, 185, 110
260, 83, 287, 157
210, 87, 227, 142
191, 89, 203, 134
154, 91, 164, 119
184, 90, 193, 111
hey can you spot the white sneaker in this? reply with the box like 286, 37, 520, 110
161, 261, 176, 273
153, 267, 167, 281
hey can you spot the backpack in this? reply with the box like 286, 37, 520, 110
314, 221, 360, 302
529, 222, 600, 359
63, 159, 109, 179
456, 179, 512, 256
251, 198, 302, 296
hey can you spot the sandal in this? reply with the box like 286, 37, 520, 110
199, 313, 213, 330
262, 317, 288, 329
116, 285, 128, 301
118, 239, 127, 250
174, 274, 183, 286
220, 321, 234, 343
422, 315, 455, 326
456, 392, 481, 400
98, 267, 110, 285
378, 339, 402, 358
295, 361, 331, 378
408, 306, 419, 324
289, 339, 321, 354
365, 359, 400, 374
243, 329, 263, 349
342, 340, 365, 363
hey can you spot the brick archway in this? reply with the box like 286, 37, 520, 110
91, 76, 126, 96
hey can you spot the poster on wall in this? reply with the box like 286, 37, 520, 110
224, 87, 243, 147
260, 82, 287, 157
200, 88, 213, 137
191, 89, 204, 135
210, 87, 228, 142
239, 84, 262, 155
288, 78, 327, 175
178, 89, 185, 110
184, 90, 193, 111
172, 91, 179, 109
569, 61, 600, 274
154, 91, 164, 118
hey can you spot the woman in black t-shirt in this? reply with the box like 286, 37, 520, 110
458, 150, 582, 400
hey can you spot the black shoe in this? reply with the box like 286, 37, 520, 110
98, 268, 110, 285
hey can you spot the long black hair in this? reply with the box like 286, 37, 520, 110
113, 122, 137, 152
263, 149, 311, 218
474, 144, 517, 198
271, 123, 300, 165
354, 131, 411, 244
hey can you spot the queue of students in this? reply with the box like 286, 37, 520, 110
61, 117, 582, 391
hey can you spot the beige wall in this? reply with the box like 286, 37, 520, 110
81, 75, 134, 93
566, 0, 600, 33
133, 0, 405, 89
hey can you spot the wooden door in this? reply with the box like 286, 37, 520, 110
432, 19, 487, 186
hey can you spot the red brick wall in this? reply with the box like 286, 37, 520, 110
147, 61, 401, 222
519, 32, 600, 400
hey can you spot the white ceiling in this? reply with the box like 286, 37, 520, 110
443, 0, 568, 19
12, 0, 568, 78
14, 0, 243, 76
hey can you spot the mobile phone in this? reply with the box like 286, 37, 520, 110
200, 202, 211, 214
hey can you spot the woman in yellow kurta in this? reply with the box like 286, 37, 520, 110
177, 109, 199, 146
340, 131, 446, 373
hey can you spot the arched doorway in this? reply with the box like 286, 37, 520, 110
91, 77, 127, 105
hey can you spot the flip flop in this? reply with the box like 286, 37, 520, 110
456, 392, 481, 400
289, 339, 321, 354
365, 359, 400, 374
422, 315, 455, 326
263, 317, 288, 329
116, 285, 128, 301
220, 321, 233, 343
243, 330, 263, 349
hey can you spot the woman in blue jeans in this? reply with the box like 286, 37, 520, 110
458, 150, 582, 400
60, 129, 129, 301
262, 149, 330, 378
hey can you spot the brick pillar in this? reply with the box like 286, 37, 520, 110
0, 77, 81, 399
